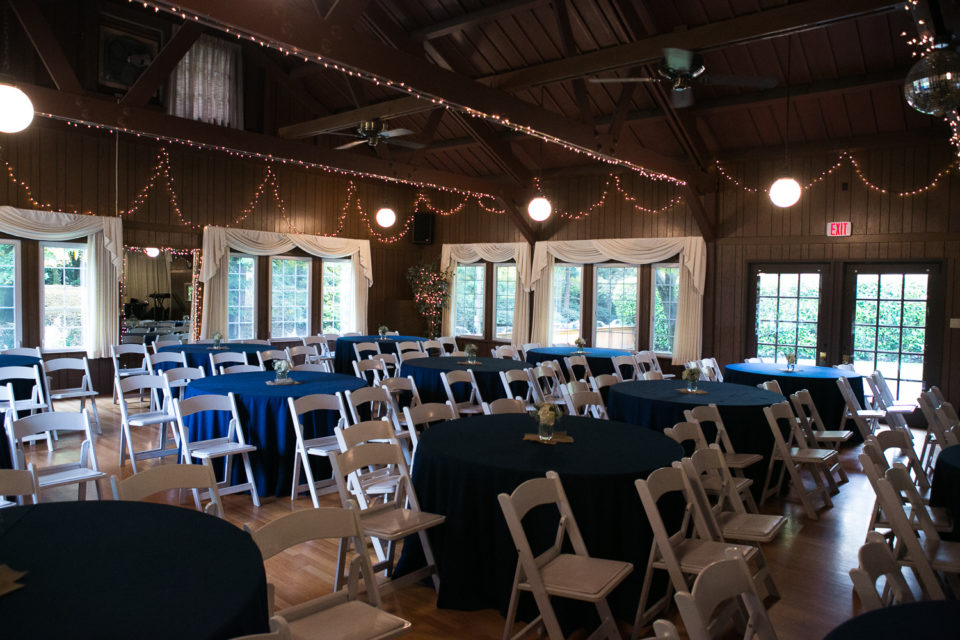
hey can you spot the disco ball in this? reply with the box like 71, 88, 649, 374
904, 47, 960, 117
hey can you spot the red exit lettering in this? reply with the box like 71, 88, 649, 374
827, 221, 851, 237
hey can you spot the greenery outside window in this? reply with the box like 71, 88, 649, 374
595, 265, 638, 350
0, 241, 19, 350
494, 263, 516, 341
552, 264, 582, 345
453, 264, 485, 337
227, 253, 256, 340
270, 256, 310, 338
652, 264, 679, 355
42, 243, 87, 350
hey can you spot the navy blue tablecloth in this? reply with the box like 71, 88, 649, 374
158, 343, 275, 376
724, 363, 865, 438
0, 501, 269, 639
0, 354, 42, 469
823, 600, 960, 640
606, 379, 785, 498
399, 356, 530, 404
930, 444, 960, 539
333, 335, 426, 374
183, 370, 367, 496
526, 346, 630, 378
396, 414, 683, 627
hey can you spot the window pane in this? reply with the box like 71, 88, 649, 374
321, 261, 346, 333
494, 264, 516, 341
270, 257, 310, 338
227, 255, 256, 340
754, 271, 820, 364
43, 245, 87, 349
595, 266, 637, 350
552, 265, 582, 345
652, 265, 679, 354
454, 264, 485, 336
0, 243, 15, 350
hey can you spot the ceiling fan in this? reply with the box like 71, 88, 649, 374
589, 47, 778, 108
327, 118, 425, 150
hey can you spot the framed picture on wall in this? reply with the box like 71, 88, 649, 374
98, 20, 163, 92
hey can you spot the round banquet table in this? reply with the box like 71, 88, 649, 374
823, 600, 960, 640
183, 370, 367, 496
606, 379, 786, 498
724, 362, 865, 437
399, 356, 530, 404
0, 501, 269, 639
395, 414, 684, 628
525, 346, 631, 377
930, 444, 960, 539
0, 353, 43, 469
333, 335, 426, 374
158, 343, 277, 376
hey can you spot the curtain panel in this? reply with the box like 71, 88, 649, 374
530, 237, 706, 364
199, 226, 372, 338
124, 251, 172, 306
168, 33, 244, 129
0, 206, 123, 358
440, 243, 532, 345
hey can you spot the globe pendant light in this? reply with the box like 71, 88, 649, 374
375, 207, 396, 228
0, 84, 33, 133
527, 194, 552, 221
769, 36, 800, 209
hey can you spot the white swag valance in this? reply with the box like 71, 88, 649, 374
530, 237, 707, 364
200, 226, 373, 338
440, 242, 532, 345
0, 206, 123, 359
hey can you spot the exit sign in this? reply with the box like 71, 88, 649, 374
827, 221, 851, 237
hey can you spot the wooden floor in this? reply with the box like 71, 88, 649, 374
24, 397, 915, 639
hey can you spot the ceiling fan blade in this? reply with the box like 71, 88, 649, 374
588, 77, 660, 84
385, 138, 426, 150
379, 128, 415, 138
698, 74, 778, 89
671, 89, 695, 109
663, 47, 694, 72
324, 131, 358, 137
333, 139, 368, 150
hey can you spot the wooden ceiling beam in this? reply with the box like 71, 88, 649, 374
409, 0, 552, 41
278, 96, 435, 138
553, 0, 594, 127
449, 112, 530, 186
9, 0, 83, 94
121, 22, 205, 107
254, 49, 330, 118
19, 82, 510, 199
480, 0, 901, 90
324, 0, 372, 26
147, 0, 704, 188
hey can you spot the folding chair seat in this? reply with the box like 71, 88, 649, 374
0, 464, 40, 507
288, 392, 350, 507
563, 355, 593, 383
500, 368, 536, 410
245, 506, 412, 639
42, 356, 101, 431
837, 376, 887, 440
789, 389, 852, 484
110, 463, 223, 517
498, 471, 632, 640
441, 369, 485, 416
116, 373, 179, 473
849, 539, 916, 612
173, 392, 260, 508
482, 398, 527, 415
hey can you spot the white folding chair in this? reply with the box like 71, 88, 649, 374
161, 366, 206, 404
561, 386, 609, 419
482, 398, 527, 415
0, 364, 54, 450
437, 336, 458, 354
491, 345, 520, 360
377, 375, 423, 427
210, 351, 249, 375
353, 358, 384, 385
519, 342, 541, 360
368, 353, 399, 379
258, 349, 291, 370
838, 376, 886, 440
288, 393, 349, 507
402, 401, 457, 452
2, 347, 40, 358
110, 463, 223, 517
0, 464, 40, 507
612, 354, 641, 382
111, 343, 150, 402
589, 373, 620, 395
394, 341, 423, 357
789, 389, 853, 484
498, 471, 632, 640
440, 369, 484, 415
529, 364, 564, 405
665, 420, 757, 512
116, 374, 179, 473
643, 371, 664, 380
563, 355, 593, 383
173, 392, 260, 508
849, 539, 917, 612
287, 344, 320, 367
500, 368, 536, 410
637, 350, 674, 378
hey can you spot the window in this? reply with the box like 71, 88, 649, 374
652, 264, 679, 354
42, 243, 87, 350
453, 264, 485, 336
270, 257, 310, 338
227, 254, 256, 340
754, 270, 821, 364
852, 271, 929, 401
0, 241, 18, 350
494, 264, 517, 341
595, 265, 638, 350
321, 260, 349, 333
169, 35, 243, 128
551, 264, 582, 345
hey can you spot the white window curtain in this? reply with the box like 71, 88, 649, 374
200, 227, 371, 338
530, 237, 706, 364
168, 34, 244, 129
0, 206, 123, 358
440, 243, 532, 345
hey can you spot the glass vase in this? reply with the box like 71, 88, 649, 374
538, 419, 554, 441
686, 379, 698, 392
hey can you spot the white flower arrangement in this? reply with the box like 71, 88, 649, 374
378, 325, 389, 338
529, 402, 563, 427
681, 367, 700, 382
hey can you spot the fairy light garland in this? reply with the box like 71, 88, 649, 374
533, 174, 684, 221
716, 151, 957, 198
134, 0, 686, 185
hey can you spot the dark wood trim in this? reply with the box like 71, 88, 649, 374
717, 232, 960, 246
9, 0, 84, 94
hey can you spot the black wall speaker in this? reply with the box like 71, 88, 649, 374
411, 212, 434, 244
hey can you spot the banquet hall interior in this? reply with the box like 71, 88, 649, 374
1, 0, 960, 639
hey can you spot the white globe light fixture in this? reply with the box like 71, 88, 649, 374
527, 195, 552, 222
375, 207, 396, 228
0, 84, 34, 133
144, 247, 161, 258
768, 177, 802, 208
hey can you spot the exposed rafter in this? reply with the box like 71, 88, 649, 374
121, 21, 205, 107
409, 0, 553, 41
9, 0, 82, 93
279, 96, 434, 138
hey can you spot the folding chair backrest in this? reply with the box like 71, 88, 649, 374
483, 398, 527, 415
335, 418, 397, 451
353, 358, 383, 385
0, 465, 40, 506
395, 341, 423, 354
919, 393, 959, 448
377, 375, 422, 411
611, 354, 639, 382
399, 351, 426, 363
421, 340, 444, 356
2, 347, 40, 358
760, 380, 783, 395
353, 342, 379, 361
500, 368, 534, 403
258, 349, 290, 368
683, 404, 736, 454
564, 355, 592, 382
664, 421, 709, 453
403, 401, 456, 428
303, 336, 329, 353
149, 351, 188, 369
110, 464, 222, 516
0, 365, 44, 403
643, 371, 664, 380
8, 411, 97, 470
636, 351, 659, 373
329, 441, 412, 511
563, 388, 608, 419
221, 364, 263, 375
441, 369, 482, 406
589, 374, 619, 394
875, 429, 929, 491
849, 541, 916, 612
635, 467, 696, 589
210, 351, 248, 373
345, 386, 396, 425
764, 402, 800, 459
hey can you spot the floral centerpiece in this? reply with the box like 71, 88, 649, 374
841, 354, 852, 365
785, 352, 797, 372
464, 343, 479, 364
212, 331, 222, 348
378, 325, 389, 339
529, 401, 563, 441
273, 358, 291, 382
681, 366, 701, 391
574, 337, 586, 353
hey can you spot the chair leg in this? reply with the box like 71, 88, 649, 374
502, 563, 523, 640
593, 598, 621, 640
760, 455, 779, 507
632, 546, 671, 638
240, 451, 261, 508
417, 528, 441, 592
